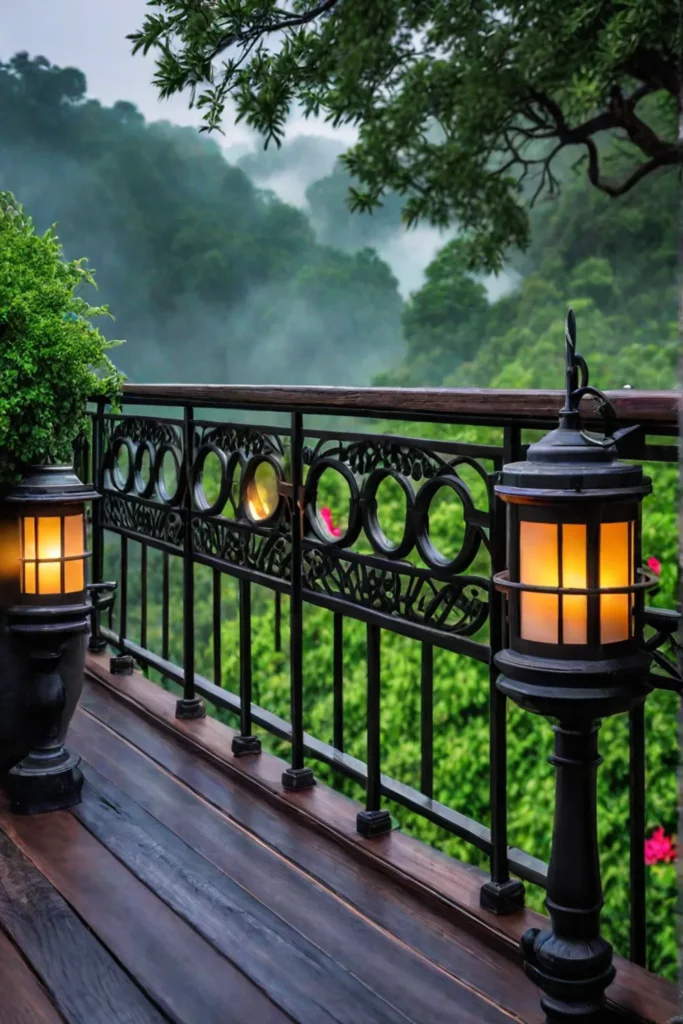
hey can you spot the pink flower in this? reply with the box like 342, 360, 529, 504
647, 556, 661, 577
320, 506, 342, 538
644, 827, 676, 866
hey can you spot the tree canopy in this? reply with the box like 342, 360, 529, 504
131, 0, 681, 271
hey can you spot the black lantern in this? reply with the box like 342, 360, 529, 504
493, 311, 656, 1023
4, 465, 98, 815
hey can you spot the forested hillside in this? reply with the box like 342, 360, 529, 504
0, 52, 404, 386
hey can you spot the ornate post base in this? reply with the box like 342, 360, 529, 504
9, 749, 83, 815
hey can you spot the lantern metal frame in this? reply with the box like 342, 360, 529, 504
490, 311, 661, 1023
4, 465, 98, 815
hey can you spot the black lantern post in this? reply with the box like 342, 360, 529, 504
493, 311, 656, 1023
4, 465, 98, 815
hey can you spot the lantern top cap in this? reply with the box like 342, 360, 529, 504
4, 464, 99, 505
496, 310, 650, 498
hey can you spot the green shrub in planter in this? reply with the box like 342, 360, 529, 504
0, 191, 124, 484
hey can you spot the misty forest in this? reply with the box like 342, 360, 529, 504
0, 46, 678, 978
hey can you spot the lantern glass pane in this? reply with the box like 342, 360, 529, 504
520, 521, 558, 643
37, 517, 62, 594
562, 523, 587, 644
23, 517, 36, 560
600, 521, 631, 643
63, 514, 85, 593
22, 517, 36, 594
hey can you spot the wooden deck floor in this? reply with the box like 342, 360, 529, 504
0, 657, 676, 1024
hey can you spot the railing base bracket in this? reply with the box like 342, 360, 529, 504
282, 766, 316, 792
232, 735, 262, 757
110, 655, 135, 676
175, 697, 206, 720
480, 878, 525, 915
356, 808, 393, 838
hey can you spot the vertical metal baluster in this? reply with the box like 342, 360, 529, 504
274, 590, 282, 654
421, 642, 433, 798
357, 623, 392, 836
140, 543, 148, 651
232, 578, 261, 756
162, 551, 170, 662
333, 612, 344, 752
140, 542, 148, 677
481, 423, 525, 913
119, 535, 128, 647
629, 703, 647, 966
176, 405, 205, 720
89, 400, 107, 652
282, 412, 315, 791
213, 568, 222, 688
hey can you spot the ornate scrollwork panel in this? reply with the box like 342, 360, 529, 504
192, 517, 291, 580
303, 548, 489, 637
101, 493, 184, 548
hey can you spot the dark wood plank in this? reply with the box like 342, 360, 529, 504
75, 692, 543, 1022
0, 802, 289, 1024
71, 711, 527, 1024
0, 826, 167, 1024
120, 383, 677, 429
74, 768, 424, 1024
0, 926, 65, 1024
83, 660, 679, 1024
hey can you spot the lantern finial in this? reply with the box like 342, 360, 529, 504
563, 308, 588, 416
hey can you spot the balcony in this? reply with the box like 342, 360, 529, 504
0, 383, 679, 1023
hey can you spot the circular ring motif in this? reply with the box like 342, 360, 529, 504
155, 443, 184, 506
362, 467, 415, 559
304, 458, 361, 547
110, 437, 135, 493
414, 473, 480, 574
192, 444, 231, 517
241, 455, 282, 525
134, 440, 157, 499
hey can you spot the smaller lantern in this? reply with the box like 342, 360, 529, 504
4, 465, 99, 815
491, 311, 657, 1022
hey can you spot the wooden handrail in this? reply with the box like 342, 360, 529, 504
113, 383, 679, 430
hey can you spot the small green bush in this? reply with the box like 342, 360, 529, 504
0, 192, 123, 485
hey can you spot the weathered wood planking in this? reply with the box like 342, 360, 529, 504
82, 658, 679, 1024
0, 826, 168, 1024
0, 804, 289, 1024
74, 766, 432, 1024
0, 925, 65, 1024
71, 710, 529, 1023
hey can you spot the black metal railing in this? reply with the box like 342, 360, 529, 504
79, 383, 679, 969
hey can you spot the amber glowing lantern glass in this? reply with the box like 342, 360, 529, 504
6, 465, 98, 606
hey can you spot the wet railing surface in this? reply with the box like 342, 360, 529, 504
80, 383, 679, 970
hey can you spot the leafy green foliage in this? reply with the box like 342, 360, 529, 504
0, 191, 122, 484
382, 127, 677, 389
132, 0, 680, 271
